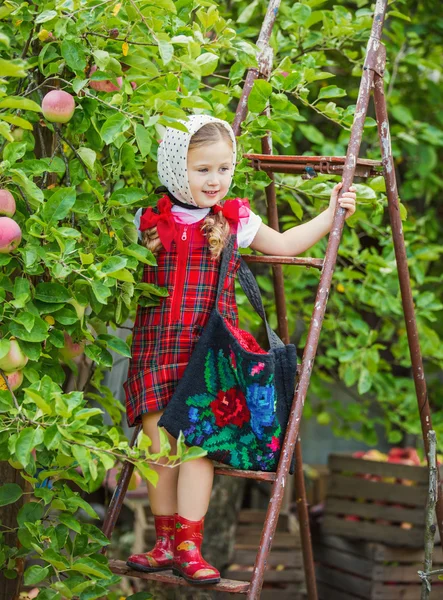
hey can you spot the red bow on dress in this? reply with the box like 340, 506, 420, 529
139, 196, 250, 251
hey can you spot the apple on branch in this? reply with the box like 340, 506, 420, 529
0, 190, 16, 217
0, 217, 22, 253
0, 338, 28, 371
41, 90, 76, 124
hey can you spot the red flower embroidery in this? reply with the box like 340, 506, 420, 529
267, 436, 280, 452
210, 388, 250, 428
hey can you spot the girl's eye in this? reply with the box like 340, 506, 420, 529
198, 169, 208, 173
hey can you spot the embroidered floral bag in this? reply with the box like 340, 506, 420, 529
158, 237, 297, 472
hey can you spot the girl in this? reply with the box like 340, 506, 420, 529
124, 115, 356, 584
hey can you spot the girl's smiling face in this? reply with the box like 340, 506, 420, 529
187, 139, 234, 208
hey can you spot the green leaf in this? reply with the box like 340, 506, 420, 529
10, 168, 44, 204
0, 121, 13, 141
71, 558, 113, 579
59, 512, 82, 533
0, 96, 42, 112
61, 39, 86, 73
137, 462, 159, 486
15, 427, 35, 467
17, 502, 44, 526
91, 281, 112, 304
158, 38, 174, 66
35, 9, 58, 23
248, 80, 272, 113
99, 256, 128, 275
123, 243, 156, 265
41, 548, 70, 570
291, 3, 312, 24
9, 315, 49, 342
0, 59, 27, 78
0, 338, 10, 361
107, 268, 134, 283
72, 444, 91, 475
0, 483, 23, 506
96, 334, 131, 357
35, 282, 72, 303
76, 147, 96, 171
109, 186, 146, 206
24, 388, 53, 415
195, 53, 219, 76
100, 114, 131, 144
4, 141, 27, 164
135, 124, 152, 157
237, 0, 259, 24
318, 86, 346, 100
24, 565, 50, 585
42, 187, 76, 224
358, 368, 372, 394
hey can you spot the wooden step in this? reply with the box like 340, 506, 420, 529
109, 560, 249, 593
214, 465, 277, 481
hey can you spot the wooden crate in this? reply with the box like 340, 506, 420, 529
314, 533, 443, 600
323, 453, 442, 547
223, 509, 307, 599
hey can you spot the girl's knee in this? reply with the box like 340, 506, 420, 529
141, 411, 177, 454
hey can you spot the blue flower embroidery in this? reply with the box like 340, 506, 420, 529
189, 407, 199, 423
202, 420, 213, 435
246, 384, 276, 439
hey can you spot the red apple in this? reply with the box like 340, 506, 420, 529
0, 190, 16, 217
6, 370, 24, 391
89, 66, 123, 92
0, 338, 28, 371
0, 217, 21, 253
59, 332, 85, 362
42, 90, 75, 124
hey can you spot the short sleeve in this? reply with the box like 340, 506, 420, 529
134, 207, 143, 240
237, 209, 262, 248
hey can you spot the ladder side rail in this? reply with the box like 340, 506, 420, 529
101, 424, 141, 547
232, 0, 281, 135
260, 131, 318, 600
247, 2, 389, 597
373, 74, 443, 553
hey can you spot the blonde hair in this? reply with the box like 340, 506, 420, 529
142, 122, 233, 259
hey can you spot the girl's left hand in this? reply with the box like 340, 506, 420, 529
328, 182, 357, 220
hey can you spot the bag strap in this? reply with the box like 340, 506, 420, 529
216, 236, 284, 350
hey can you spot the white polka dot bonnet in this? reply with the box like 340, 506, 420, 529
157, 114, 237, 207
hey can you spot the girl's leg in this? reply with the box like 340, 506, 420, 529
126, 411, 178, 572
174, 457, 220, 584
141, 410, 179, 515
177, 457, 214, 520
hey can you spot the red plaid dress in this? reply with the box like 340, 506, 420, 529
124, 205, 240, 427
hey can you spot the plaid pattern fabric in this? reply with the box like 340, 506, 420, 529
125, 222, 240, 426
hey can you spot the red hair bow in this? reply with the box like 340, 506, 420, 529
139, 196, 177, 251
212, 198, 251, 233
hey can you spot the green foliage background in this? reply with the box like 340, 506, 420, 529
0, 0, 442, 596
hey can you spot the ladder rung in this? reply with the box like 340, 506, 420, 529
244, 153, 383, 178
109, 560, 250, 593
243, 255, 323, 269
214, 465, 277, 481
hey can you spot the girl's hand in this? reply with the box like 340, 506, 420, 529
328, 182, 357, 220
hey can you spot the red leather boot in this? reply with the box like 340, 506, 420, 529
172, 514, 220, 584
126, 515, 174, 572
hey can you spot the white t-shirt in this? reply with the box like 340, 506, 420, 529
134, 204, 262, 249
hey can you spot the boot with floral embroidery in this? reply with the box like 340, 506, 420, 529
172, 514, 220, 584
126, 515, 174, 572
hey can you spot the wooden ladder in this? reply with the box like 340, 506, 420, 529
102, 0, 443, 597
